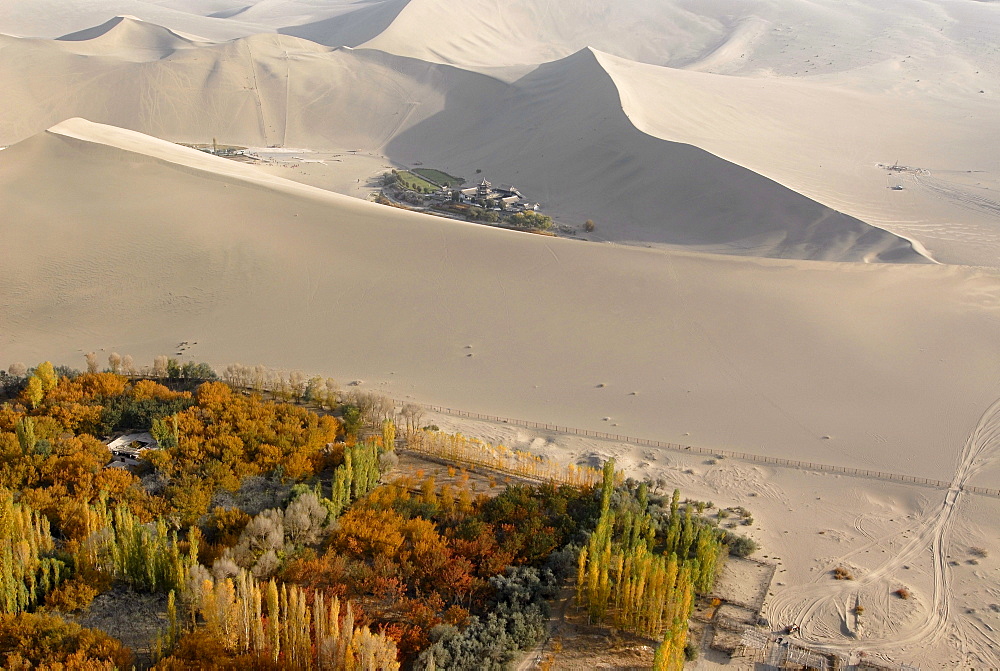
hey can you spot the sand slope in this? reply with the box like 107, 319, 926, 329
0, 33, 484, 152
56, 15, 203, 61
595, 50, 1000, 266
2, 119, 998, 486
360, 0, 724, 69
1, 4, 995, 263
277, 0, 411, 48
6, 0, 996, 85
0, 0, 409, 43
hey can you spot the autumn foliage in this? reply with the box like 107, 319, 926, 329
0, 361, 727, 669
0, 611, 132, 670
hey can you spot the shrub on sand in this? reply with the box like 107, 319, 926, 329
832, 567, 854, 580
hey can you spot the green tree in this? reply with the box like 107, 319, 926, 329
14, 418, 36, 454
341, 406, 362, 439
151, 416, 179, 449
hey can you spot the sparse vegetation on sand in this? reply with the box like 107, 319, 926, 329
833, 567, 855, 580
724, 533, 760, 558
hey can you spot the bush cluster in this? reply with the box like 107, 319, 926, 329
416, 566, 555, 670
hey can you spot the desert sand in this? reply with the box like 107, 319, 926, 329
2, 1, 1000, 667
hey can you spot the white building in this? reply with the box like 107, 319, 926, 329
105, 432, 159, 467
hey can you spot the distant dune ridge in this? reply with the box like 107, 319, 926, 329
7, 0, 996, 77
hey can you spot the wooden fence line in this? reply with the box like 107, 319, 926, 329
410, 402, 1000, 499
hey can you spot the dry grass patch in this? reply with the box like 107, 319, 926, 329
832, 567, 854, 580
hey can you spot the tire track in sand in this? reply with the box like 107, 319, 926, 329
766, 397, 1000, 665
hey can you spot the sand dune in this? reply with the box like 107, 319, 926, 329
2, 120, 997, 487
359, 0, 1000, 80
0, 0, 410, 43
360, 0, 723, 68
8, 0, 995, 86
0, 33, 924, 261
0, 33, 477, 152
594, 50, 1000, 266
5, 7, 991, 264
388, 48, 926, 262
56, 15, 203, 61
0, 0, 268, 41
277, 0, 411, 48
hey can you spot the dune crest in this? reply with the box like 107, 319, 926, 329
0, 0, 266, 41
591, 48, 999, 265
43, 117, 386, 210
55, 15, 201, 60
277, 0, 412, 47
357, 0, 1000, 82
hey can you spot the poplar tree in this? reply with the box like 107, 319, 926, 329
15, 417, 36, 454
575, 470, 722, 653
35, 361, 58, 392
183, 571, 398, 668
24, 377, 43, 409
382, 419, 396, 452
0, 491, 63, 614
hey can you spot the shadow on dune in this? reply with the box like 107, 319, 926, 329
386, 48, 928, 262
